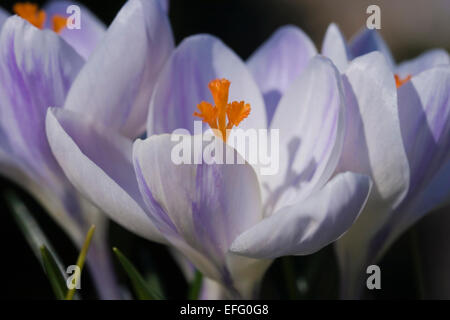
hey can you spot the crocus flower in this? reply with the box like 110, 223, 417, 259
47, 30, 372, 298
244, 23, 449, 298
0, 0, 173, 299
326, 28, 450, 299
335, 53, 450, 298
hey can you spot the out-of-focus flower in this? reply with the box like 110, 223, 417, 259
336, 54, 450, 299
0, 0, 173, 299
47, 32, 371, 298
246, 23, 449, 299
1, 1, 106, 59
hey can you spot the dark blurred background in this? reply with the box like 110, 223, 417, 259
0, 0, 449, 299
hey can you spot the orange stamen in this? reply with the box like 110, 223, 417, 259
13, 3, 46, 29
193, 79, 251, 142
52, 15, 68, 33
395, 74, 412, 88
13, 2, 67, 33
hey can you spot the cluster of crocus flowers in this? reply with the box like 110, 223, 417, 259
1, 0, 448, 300
242, 21, 449, 298
47, 28, 373, 297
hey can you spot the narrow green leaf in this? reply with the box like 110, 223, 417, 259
113, 247, 163, 300
40, 245, 67, 300
4, 190, 65, 273
66, 225, 96, 300
188, 270, 203, 300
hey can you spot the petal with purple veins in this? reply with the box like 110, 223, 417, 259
132, 134, 263, 287
0, 16, 84, 187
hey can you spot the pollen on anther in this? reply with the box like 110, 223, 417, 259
395, 74, 412, 88
193, 79, 251, 142
13, 2, 67, 34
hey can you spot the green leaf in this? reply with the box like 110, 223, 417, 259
40, 245, 67, 300
66, 225, 96, 300
188, 270, 203, 300
4, 190, 65, 273
113, 247, 164, 300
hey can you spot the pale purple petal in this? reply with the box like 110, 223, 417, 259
349, 28, 395, 69
394, 66, 450, 229
46, 108, 166, 244
334, 52, 410, 299
44, 0, 106, 60
246, 25, 317, 124
147, 34, 266, 135
396, 49, 450, 78
230, 172, 371, 259
133, 135, 263, 285
64, 0, 174, 138
264, 56, 346, 214
336, 52, 409, 208
321, 23, 350, 73
0, 16, 83, 189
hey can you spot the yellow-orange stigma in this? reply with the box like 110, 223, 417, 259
13, 2, 67, 33
395, 74, 412, 88
193, 79, 251, 142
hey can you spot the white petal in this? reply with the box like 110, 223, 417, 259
230, 172, 371, 259
321, 23, 350, 73
334, 52, 410, 298
64, 0, 174, 138
264, 56, 346, 214
46, 108, 165, 243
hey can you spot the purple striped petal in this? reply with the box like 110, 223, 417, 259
44, 1, 106, 60
133, 135, 263, 289
0, 16, 83, 191
64, 0, 174, 138
147, 34, 266, 135
246, 25, 317, 124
